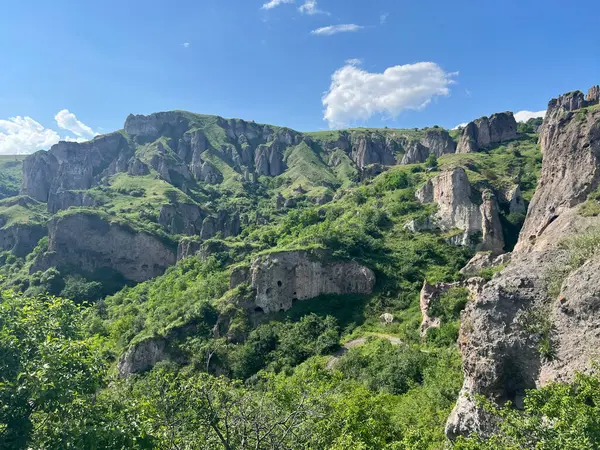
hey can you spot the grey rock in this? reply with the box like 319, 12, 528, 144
420, 128, 456, 157
117, 337, 169, 376
456, 112, 518, 153
401, 141, 430, 165
414, 168, 505, 254
446, 88, 600, 439
200, 210, 241, 240
38, 212, 176, 283
460, 252, 512, 277
159, 203, 204, 235
245, 250, 375, 313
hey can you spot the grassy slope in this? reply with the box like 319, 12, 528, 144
0, 155, 26, 200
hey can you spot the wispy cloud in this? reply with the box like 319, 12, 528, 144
345, 58, 363, 66
298, 0, 328, 15
262, 0, 294, 10
514, 110, 546, 122
182, 42, 190, 48
322, 61, 457, 128
452, 123, 468, 130
380, 13, 389, 24
54, 110, 98, 140
311, 24, 364, 36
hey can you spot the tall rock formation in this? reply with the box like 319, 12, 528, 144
446, 86, 600, 440
413, 168, 505, 254
456, 112, 518, 153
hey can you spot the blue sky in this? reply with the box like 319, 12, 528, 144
0, 0, 599, 153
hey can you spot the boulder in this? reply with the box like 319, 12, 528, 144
244, 250, 375, 313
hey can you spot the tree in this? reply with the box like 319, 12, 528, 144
0, 291, 105, 449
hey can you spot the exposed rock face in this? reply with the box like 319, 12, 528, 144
499, 185, 526, 215
587, 85, 600, 103
351, 133, 397, 167
446, 87, 600, 440
21, 152, 59, 202
177, 237, 202, 261
519, 89, 600, 251
199, 211, 240, 240
420, 128, 456, 157
401, 141, 430, 165
456, 112, 518, 153
0, 223, 46, 257
47, 190, 101, 214
22, 133, 132, 204
460, 252, 511, 277
419, 278, 485, 337
40, 212, 176, 283
241, 250, 375, 313
158, 203, 204, 235
415, 168, 505, 254
117, 337, 169, 376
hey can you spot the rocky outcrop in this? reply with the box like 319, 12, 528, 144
498, 185, 526, 215
414, 168, 505, 254
401, 141, 430, 165
47, 190, 102, 214
158, 203, 204, 235
420, 128, 456, 156
460, 252, 511, 277
21, 151, 59, 202
200, 211, 241, 240
0, 223, 46, 257
351, 133, 397, 168
21, 132, 132, 204
117, 337, 169, 376
456, 112, 518, 153
420, 278, 485, 337
237, 250, 375, 313
519, 89, 600, 251
39, 212, 176, 283
446, 87, 600, 440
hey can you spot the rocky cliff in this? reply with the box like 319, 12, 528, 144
231, 250, 375, 313
413, 168, 505, 254
446, 86, 600, 439
36, 212, 176, 283
456, 112, 518, 153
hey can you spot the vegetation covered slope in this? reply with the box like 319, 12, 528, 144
0, 108, 567, 449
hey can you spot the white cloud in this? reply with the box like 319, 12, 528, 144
182, 42, 190, 48
311, 24, 364, 36
298, 0, 328, 15
54, 109, 98, 140
322, 61, 457, 128
262, 0, 294, 9
0, 116, 60, 155
345, 58, 362, 66
514, 110, 546, 122
380, 13, 389, 24
452, 123, 468, 130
